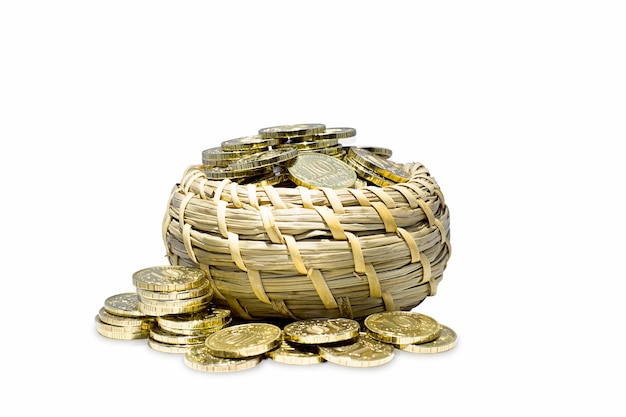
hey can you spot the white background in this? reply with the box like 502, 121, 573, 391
1, 1, 624, 415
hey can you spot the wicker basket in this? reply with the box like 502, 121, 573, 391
162, 161, 451, 321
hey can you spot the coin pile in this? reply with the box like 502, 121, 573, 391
96, 267, 457, 371
197, 123, 408, 189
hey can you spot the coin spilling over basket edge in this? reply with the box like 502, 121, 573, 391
97, 123, 455, 371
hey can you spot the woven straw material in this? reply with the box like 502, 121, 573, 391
162, 162, 451, 321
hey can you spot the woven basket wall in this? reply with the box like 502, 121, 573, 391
162, 161, 451, 321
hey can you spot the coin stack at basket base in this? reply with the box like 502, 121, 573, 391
96, 264, 458, 372
163, 123, 451, 322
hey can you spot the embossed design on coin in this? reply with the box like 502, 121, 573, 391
283, 318, 360, 345
396, 324, 457, 354
364, 311, 441, 345
287, 152, 356, 189
205, 322, 282, 358
319, 333, 395, 367
103, 292, 144, 317
184, 345, 262, 372
132, 266, 207, 292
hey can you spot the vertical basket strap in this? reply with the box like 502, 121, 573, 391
345, 188, 372, 206
411, 177, 437, 194
382, 292, 396, 311
320, 187, 345, 214
228, 232, 247, 271
429, 276, 438, 296
434, 187, 446, 208
181, 170, 204, 194
283, 235, 307, 274
418, 252, 432, 285
416, 199, 449, 248
314, 206, 346, 240
308, 268, 338, 309
364, 263, 382, 298
182, 223, 198, 264
225, 298, 255, 321
230, 182, 242, 208
259, 206, 284, 244
198, 178, 207, 199
389, 184, 419, 208
216, 200, 229, 239
370, 201, 397, 233
344, 232, 365, 274
212, 179, 230, 203
247, 269, 271, 304
396, 227, 420, 263
364, 186, 397, 208
263, 185, 287, 209
297, 186, 314, 209
247, 184, 260, 209
177, 192, 195, 234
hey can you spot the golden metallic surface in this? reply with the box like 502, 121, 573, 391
199, 163, 274, 180
98, 307, 154, 329
258, 123, 326, 138
280, 138, 339, 151
184, 345, 262, 372
396, 324, 458, 354
94, 316, 147, 334
135, 280, 212, 301
227, 147, 298, 170
287, 152, 356, 189
132, 266, 207, 292
205, 322, 282, 358
157, 308, 232, 330
346, 147, 409, 183
319, 333, 395, 368
137, 300, 211, 317
201, 146, 260, 166
299, 144, 344, 156
103, 292, 144, 317
147, 337, 196, 354
96, 328, 149, 340
364, 311, 441, 345
283, 318, 360, 345
149, 326, 208, 345
137, 290, 213, 309
158, 318, 231, 336
221, 135, 280, 151
265, 340, 325, 365
313, 127, 357, 140
357, 146, 393, 159
344, 156, 394, 187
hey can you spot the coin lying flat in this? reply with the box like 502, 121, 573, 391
227, 147, 298, 170
157, 308, 232, 331
282, 318, 360, 345
95, 316, 150, 340
135, 280, 213, 301
132, 266, 207, 292
221, 135, 281, 151
149, 326, 209, 345
287, 152, 356, 189
205, 322, 282, 358
98, 307, 154, 329
313, 127, 357, 140
319, 333, 395, 368
364, 311, 441, 345
258, 123, 326, 138
395, 324, 457, 354
103, 292, 144, 317
344, 156, 394, 187
184, 344, 262, 372
265, 340, 325, 365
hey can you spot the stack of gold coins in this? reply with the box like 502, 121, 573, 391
132, 266, 213, 317
343, 147, 410, 187
95, 292, 155, 340
148, 306, 232, 354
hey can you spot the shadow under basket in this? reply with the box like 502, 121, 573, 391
162, 162, 451, 321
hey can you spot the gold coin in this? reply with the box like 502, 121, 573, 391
358, 146, 393, 159
299, 144, 344, 156
221, 135, 281, 151
200, 163, 275, 180
184, 344, 262, 372
96, 327, 149, 340
396, 324, 458, 354
265, 340, 325, 365
147, 337, 196, 354
159, 318, 231, 336
313, 127, 357, 140
94, 316, 147, 334
149, 326, 208, 345
157, 308, 232, 331
132, 266, 207, 292
364, 311, 441, 345
135, 280, 212, 301
98, 307, 154, 329
227, 147, 299, 170
201, 146, 259, 166
287, 152, 356, 189
137, 289, 213, 308
282, 318, 360, 345
319, 333, 395, 368
258, 123, 326, 138
103, 292, 144, 317
344, 155, 394, 187
346, 147, 409, 183
280, 138, 339, 151
205, 322, 282, 358
137, 298, 212, 317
